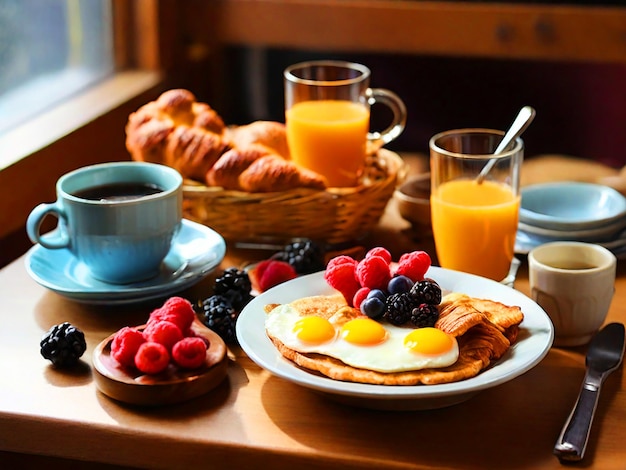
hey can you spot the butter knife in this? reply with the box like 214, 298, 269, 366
553, 322, 625, 462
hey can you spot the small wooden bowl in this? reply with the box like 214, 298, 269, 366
93, 320, 228, 406
394, 173, 431, 228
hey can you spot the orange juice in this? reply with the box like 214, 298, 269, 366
431, 179, 520, 281
286, 100, 369, 187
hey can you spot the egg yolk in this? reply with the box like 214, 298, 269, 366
340, 318, 388, 345
404, 327, 454, 355
293, 316, 336, 343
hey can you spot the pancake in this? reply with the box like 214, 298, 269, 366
265, 292, 524, 385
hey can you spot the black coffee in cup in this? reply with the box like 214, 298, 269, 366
73, 182, 163, 202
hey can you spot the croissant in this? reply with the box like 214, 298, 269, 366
226, 121, 290, 159
126, 89, 329, 193
125, 89, 230, 180
206, 144, 272, 190
239, 155, 327, 192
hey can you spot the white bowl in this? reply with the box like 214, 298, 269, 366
520, 182, 626, 230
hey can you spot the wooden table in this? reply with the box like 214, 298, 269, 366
2, 159, 626, 470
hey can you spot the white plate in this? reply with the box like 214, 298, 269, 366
25, 219, 226, 305
236, 268, 554, 410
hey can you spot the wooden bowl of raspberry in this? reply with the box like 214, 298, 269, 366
92, 297, 228, 406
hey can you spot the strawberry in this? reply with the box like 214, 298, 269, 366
250, 260, 297, 292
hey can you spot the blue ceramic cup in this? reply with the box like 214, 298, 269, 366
26, 161, 183, 284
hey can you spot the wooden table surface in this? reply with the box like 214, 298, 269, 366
1, 156, 625, 470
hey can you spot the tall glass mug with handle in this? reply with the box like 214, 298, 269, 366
284, 60, 406, 187
430, 129, 523, 281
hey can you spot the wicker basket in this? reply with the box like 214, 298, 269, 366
182, 149, 406, 245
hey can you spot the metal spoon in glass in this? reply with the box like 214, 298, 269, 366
476, 105, 536, 184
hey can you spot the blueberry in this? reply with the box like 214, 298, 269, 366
387, 275, 414, 295
361, 297, 386, 319
367, 289, 387, 302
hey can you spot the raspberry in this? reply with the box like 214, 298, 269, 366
324, 260, 360, 306
326, 255, 358, 270
356, 255, 391, 290
365, 247, 392, 264
143, 320, 184, 351
162, 296, 196, 330
148, 296, 195, 333
352, 286, 371, 310
134, 342, 170, 375
394, 250, 431, 282
172, 337, 208, 369
111, 326, 146, 368
250, 259, 297, 292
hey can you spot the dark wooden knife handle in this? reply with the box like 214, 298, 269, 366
553, 384, 600, 461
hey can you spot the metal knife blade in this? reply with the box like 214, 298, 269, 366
553, 322, 625, 462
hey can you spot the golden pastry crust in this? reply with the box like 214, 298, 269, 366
265, 292, 524, 386
206, 144, 272, 189
239, 155, 327, 192
226, 121, 291, 159
125, 89, 332, 192
125, 89, 230, 180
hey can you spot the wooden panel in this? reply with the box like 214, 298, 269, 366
210, 0, 626, 63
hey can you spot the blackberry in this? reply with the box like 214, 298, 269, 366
199, 295, 238, 343
40, 322, 87, 367
272, 239, 325, 274
213, 267, 253, 310
384, 292, 416, 326
410, 279, 442, 305
410, 303, 440, 328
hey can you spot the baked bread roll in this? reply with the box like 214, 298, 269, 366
227, 121, 290, 159
126, 88, 328, 192
206, 144, 271, 190
125, 89, 230, 180
239, 155, 327, 192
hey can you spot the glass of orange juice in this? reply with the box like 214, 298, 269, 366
284, 60, 406, 187
430, 129, 523, 281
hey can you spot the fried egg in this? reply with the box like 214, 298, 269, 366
265, 304, 459, 373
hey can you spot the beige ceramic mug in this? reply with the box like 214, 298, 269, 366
528, 241, 616, 347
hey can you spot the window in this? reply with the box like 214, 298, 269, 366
0, 0, 114, 135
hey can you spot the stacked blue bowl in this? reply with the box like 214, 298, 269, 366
515, 182, 626, 258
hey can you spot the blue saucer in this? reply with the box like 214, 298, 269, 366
515, 228, 626, 259
25, 219, 226, 305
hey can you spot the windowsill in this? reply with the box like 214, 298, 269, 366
0, 70, 162, 171
0, 69, 164, 266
